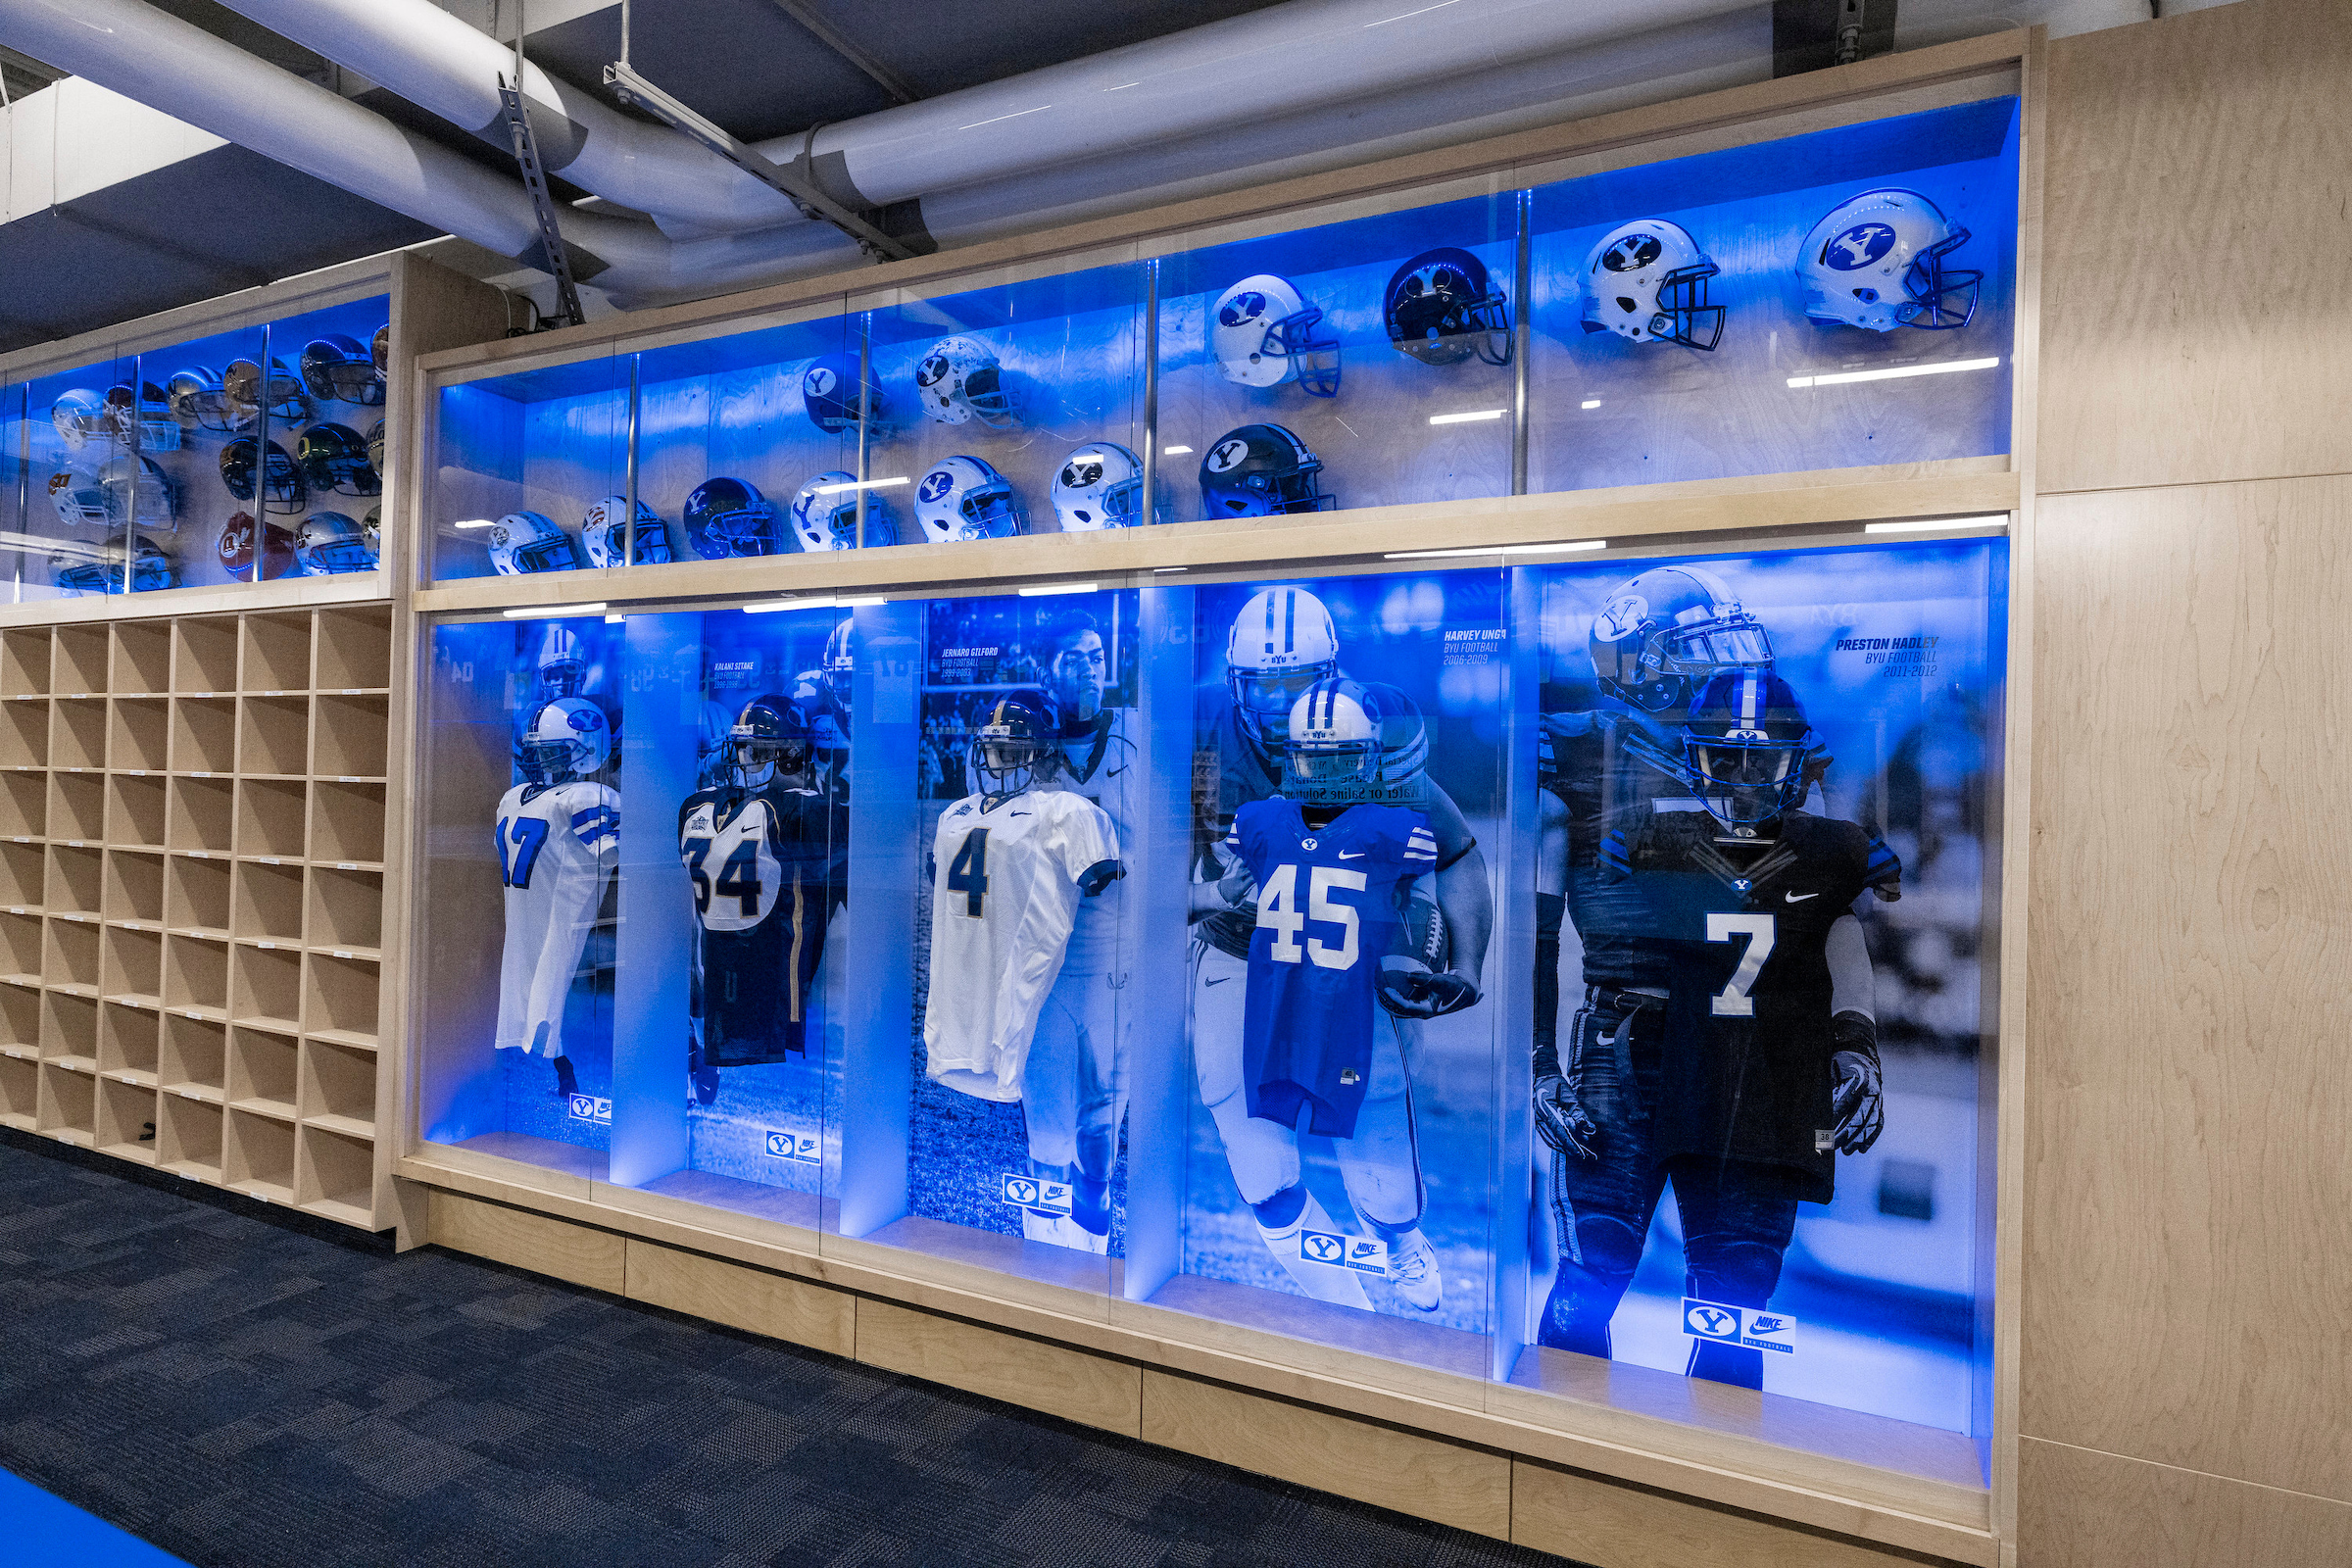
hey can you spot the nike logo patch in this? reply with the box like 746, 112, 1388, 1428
1784, 891, 1818, 903
1337, 851, 1365, 860
1203, 975, 1234, 986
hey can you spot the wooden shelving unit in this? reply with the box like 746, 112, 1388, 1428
0, 608, 395, 1228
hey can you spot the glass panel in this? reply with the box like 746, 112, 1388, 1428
633, 309, 864, 564
1528, 97, 2020, 491
13, 348, 142, 601
416, 615, 621, 1173
1155, 195, 1516, 522
863, 257, 1147, 544
431, 351, 626, 583
1504, 536, 2005, 1483
243, 295, 395, 586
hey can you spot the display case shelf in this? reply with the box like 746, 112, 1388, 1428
301, 1034, 376, 1135
235, 778, 307, 860
165, 854, 232, 937
0, 979, 38, 1048
0, 912, 41, 984
0, 840, 41, 910
94, 1072, 158, 1164
39, 988, 97, 1068
296, 1121, 374, 1223
110, 698, 170, 773
1, 629, 51, 697
226, 1024, 299, 1120
305, 865, 381, 956
170, 697, 236, 775
0, 771, 44, 839
241, 612, 312, 695
237, 696, 309, 777
314, 605, 392, 690
168, 776, 234, 855
106, 774, 168, 850
102, 849, 164, 926
44, 915, 99, 992
52, 625, 108, 697
230, 944, 302, 1033
51, 698, 106, 772
97, 997, 160, 1080
0, 1049, 36, 1129
303, 954, 376, 1044
101, 925, 163, 1006
172, 618, 239, 696
38, 1059, 95, 1141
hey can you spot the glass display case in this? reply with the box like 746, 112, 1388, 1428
421, 94, 2017, 587
2, 296, 391, 601
414, 525, 2007, 1474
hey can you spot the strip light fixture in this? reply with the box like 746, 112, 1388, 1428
1864, 515, 2011, 534
1018, 581, 1100, 597
504, 603, 607, 619
1385, 539, 1605, 561
1428, 409, 1506, 425
744, 594, 887, 615
808, 476, 908, 496
1788, 356, 2000, 389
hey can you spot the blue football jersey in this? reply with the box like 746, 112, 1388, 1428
1227, 798, 1437, 1138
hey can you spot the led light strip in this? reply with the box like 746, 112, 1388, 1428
1788, 356, 2000, 389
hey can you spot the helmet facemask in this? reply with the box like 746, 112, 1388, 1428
1897, 227, 1982, 329
520, 734, 587, 784
1652, 265, 1725, 350
1230, 662, 1332, 751
1265, 307, 1342, 397
728, 732, 807, 790
1685, 731, 1812, 834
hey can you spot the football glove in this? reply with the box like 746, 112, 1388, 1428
1829, 1009, 1885, 1155
1533, 1072, 1598, 1161
1377, 967, 1480, 1019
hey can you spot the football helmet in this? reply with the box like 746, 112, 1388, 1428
1226, 585, 1340, 752
294, 510, 377, 574
1384, 246, 1513, 367
366, 419, 387, 475
518, 697, 611, 783
973, 689, 1062, 802
789, 472, 898, 551
99, 455, 175, 529
1282, 677, 1385, 802
220, 438, 306, 514
913, 335, 1017, 428
1581, 219, 1723, 350
913, 456, 1026, 543
536, 626, 586, 698
1199, 423, 1334, 518
800, 353, 890, 434
1210, 274, 1340, 396
1588, 564, 1773, 714
581, 495, 673, 567
50, 389, 109, 450
297, 422, 380, 497
822, 615, 855, 698
1797, 188, 1981, 332
1676, 669, 1825, 835
486, 512, 580, 575
47, 467, 111, 529
52, 536, 176, 596
104, 382, 183, 451
370, 324, 390, 376
166, 368, 241, 433
727, 693, 811, 789
300, 333, 385, 405
363, 507, 381, 562
683, 476, 781, 559
222, 356, 311, 424
218, 511, 299, 580
1050, 442, 1146, 531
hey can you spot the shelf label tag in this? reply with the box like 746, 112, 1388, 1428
338, 862, 358, 871
331, 951, 352, 959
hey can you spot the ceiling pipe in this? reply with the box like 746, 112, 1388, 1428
0, 0, 858, 301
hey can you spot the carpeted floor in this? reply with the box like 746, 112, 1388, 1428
0, 1131, 1591, 1567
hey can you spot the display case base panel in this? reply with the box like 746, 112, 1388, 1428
445, 1129, 610, 1185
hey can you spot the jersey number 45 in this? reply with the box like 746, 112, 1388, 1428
1255, 863, 1366, 969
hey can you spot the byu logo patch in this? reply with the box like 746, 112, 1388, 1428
1683, 1299, 1740, 1341
765, 1129, 821, 1163
918, 468, 956, 503
1300, 1229, 1347, 1265
1218, 291, 1267, 326
567, 1094, 612, 1125
1205, 438, 1250, 473
1000, 1173, 1071, 1214
1602, 232, 1662, 272
1683, 1298, 1800, 1353
805, 366, 837, 397
1062, 458, 1102, 487
916, 354, 950, 386
1827, 221, 1897, 270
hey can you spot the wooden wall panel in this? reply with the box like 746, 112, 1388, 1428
2024, 474, 2352, 1504
624, 1239, 855, 1358
1512, 1459, 1957, 1568
2016, 1438, 2352, 1568
854, 1298, 1142, 1436
2036, 0, 2352, 495
1139, 1368, 1511, 1542
427, 1188, 625, 1294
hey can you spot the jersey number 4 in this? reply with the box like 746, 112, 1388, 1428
683, 834, 764, 918
1706, 912, 1776, 1017
497, 815, 549, 889
1256, 863, 1367, 969
948, 828, 989, 917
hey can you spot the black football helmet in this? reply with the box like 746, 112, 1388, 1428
300, 334, 385, 405
297, 422, 381, 496
1198, 423, 1335, 518
1384, 246, 1514, 368
220, 437, 306, 514
973, 690, 1061, 802
1676, 670, 1824, 835
728, 693, 811, 788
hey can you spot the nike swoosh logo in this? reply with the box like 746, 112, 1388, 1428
1784, 891, 1818, 903
1337, 851, 1365, 860
1203, 975, 1234, 986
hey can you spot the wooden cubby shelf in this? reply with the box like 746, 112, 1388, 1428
0, 607, 394, 1230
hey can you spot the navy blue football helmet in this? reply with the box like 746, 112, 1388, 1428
973, 689, 1061, 801
1676, 670, 1824, 834
801, 353, 889, 435
297, 422, 380, 497
684, 476, 781, 559
220, 437, 306, 514
1384, 246, 1513, 367
1199, 423, 1335, 518
1588, 564, 1773, 715
728, 692, 811, 788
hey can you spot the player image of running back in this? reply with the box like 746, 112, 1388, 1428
1192, 589, 1492, 1312
1539, 666, 1898, 1388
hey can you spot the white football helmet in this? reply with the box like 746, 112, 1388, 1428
1210, 274, 1341, 396
1581, 219, 1723, 350
51, 536, 176, 596
580, 495, 671, 567
486, 511, 581, 575
1796, 188, 1981, 333
50, 389, 108, 451
518, 696, 611, 783
294, 511, 377, 574
912, 456, 1026, 543
99, 455, 175, 529
537, 626, 586, 698
47, 467, 111, 529
105, 383, 183, 452
913, 335, 1017, 427
789, 471, 898, 550
1050, 442, 1146, 530
1226, 586, 1340, 752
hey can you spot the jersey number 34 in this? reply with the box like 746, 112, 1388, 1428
1255, 863, 1366, 969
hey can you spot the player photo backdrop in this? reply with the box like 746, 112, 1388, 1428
906, 593, 1142, 1255
1523, 537, 2005, 1438
1182, 571, 1506, 1348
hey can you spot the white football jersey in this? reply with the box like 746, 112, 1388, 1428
1055, 712, 1139, 978
925, 786, 1118, 1102
495, 779, 619, 1058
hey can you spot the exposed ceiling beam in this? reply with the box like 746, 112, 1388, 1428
763, 0, 918, 105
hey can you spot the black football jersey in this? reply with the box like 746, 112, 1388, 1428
1599, 808, 1900, 1201
1540, 709, 1691, 991
677, 780, 844, 1067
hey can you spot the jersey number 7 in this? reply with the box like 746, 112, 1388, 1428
948, 828, 989, 917
497, 815, 549, 889
1706, 912, 1776, 1017
1255, 863, 1366, 969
